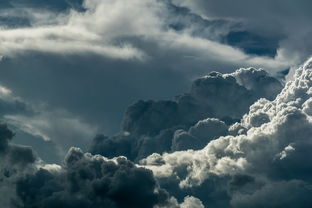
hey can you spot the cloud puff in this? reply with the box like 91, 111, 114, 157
90, 67, 282, 161
5, 111, 98, 154
16, 147, 171, 208
141, 57, 312, 207
171, 118, 228, 151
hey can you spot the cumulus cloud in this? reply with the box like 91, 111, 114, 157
171, 118, 228, 151
0, 123, 203, 208
90, 67, 282, 161
140, 57, 312, 207
16, 147, 172, 208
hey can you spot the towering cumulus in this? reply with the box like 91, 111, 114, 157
142, 57, 312, 207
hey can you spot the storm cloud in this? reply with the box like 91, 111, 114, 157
90, 67, 283, 161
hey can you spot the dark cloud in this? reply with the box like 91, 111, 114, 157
0, 126, 38, 167
0, 124, 186, 208
172, 0, 312, 63
163, 1, 283, 58
90, 67, 283, 161
0, 123, 15, 151
12, 130, 62, 164
16, 147, 171, 208
0, 124, 36, 166
0, 124, 37, 206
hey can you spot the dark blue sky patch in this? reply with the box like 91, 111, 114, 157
222, 31, 281, 57
0, 16, 31, 28
3, 0, 84, 11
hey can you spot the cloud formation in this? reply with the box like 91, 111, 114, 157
16, 147, 170, 208
0, 0, 298, 71
171, 0, 312, 67
0, 123, 204, 208
0, 0, 304, 151
90, 67, 283, 161
141, 57, 312, 207
1, 58, 312, 207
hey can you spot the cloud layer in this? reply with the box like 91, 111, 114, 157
0, 0, 298, 70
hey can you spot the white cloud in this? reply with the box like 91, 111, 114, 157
0, 0, 299, 72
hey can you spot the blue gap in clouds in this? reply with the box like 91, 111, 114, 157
223, 31, 280, 58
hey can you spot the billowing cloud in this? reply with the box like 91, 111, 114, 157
141, 57, 312, 207
171, 118, 228, 151
0, 123, 203, 208
16, 147, 171, 208
90, 67, 282, 161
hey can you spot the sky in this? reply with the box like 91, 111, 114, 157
1, 0, 312, 207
